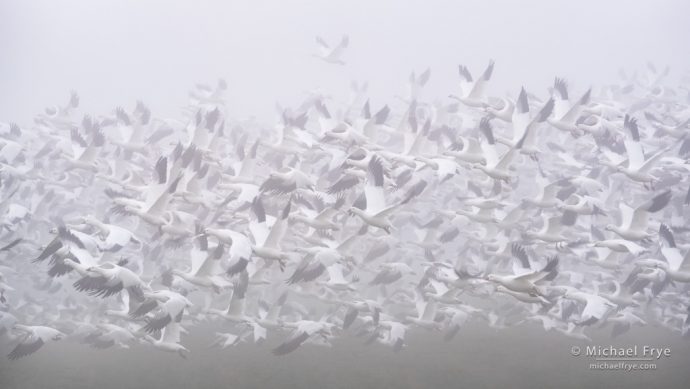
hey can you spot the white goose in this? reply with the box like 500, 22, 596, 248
144, 322, 189, 359
559, 288, 617, 326
617, 114, 671, 185
349, 156, 400, 233
486, 256, 558, 296
314, 35, 349, 65
547, 78, 592, 136
453, 60, 495, 108
605, 190, 671, 241
473, 117, 525, 182
7, 324, 65, 360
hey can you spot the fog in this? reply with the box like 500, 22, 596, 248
2, 0, 689, 122
2, 1, 690, 388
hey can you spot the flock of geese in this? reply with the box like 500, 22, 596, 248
1, 42, 690, 360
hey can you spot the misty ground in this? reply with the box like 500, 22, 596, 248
1, 322, 688, 389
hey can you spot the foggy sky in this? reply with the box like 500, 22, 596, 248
2, 0, 689, 123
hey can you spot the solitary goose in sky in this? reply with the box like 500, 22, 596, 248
314, 35, 349, 65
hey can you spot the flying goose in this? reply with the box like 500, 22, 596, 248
7, 324, 65, 360
144, 322, 189, 359
616, 114, 671, 185
486, 256, 559, 296
314, 35, 349, 65
453, 60, 495, 108
547, 78, 592, 136
348, 156, 400, 233
605, 190, 672, 241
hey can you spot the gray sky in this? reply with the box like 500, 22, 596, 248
2, 0, 689, 123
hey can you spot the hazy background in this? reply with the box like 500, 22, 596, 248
2, 323, 690, 389
2, 0, 690, 124
2, 1, 690, 388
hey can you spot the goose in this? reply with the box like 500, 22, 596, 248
86, 323, 137, 349
144, 322, 188, 359
484, 97, 515, 122
414, 155, 460, 182
634, 225, 690, 283
260, 167, 315, 195
547, 78, 592, 136
558, 194, 607, 216
189, 78, 227, 107
657, 224, 690, 278
369, 262, 414, 286
598, 280, 640, 308
31, 225, 88, 266
617, 116, 673, 186
473, 117, 525, 181
287, 197, 341, 232
554, 322, 592, 342
287, 246, 344, 285
605, 190, 672, 241
208, 332, 245, 349
522, 215, 569, 244
443, 135, 486, 164
77, 215, 141, 252
519, 314, 561, 332
337, 297, 381, 330
486, 256, 558, 296
248, 197, 292, 269
272, 319, 335, 355
495, 87, 555, 157
593, 239, 647, 255
492, 204, 526, 231
356, 102, 402, 143
522, 176, 572, 208
559, 288, 617, 326
495, 285, 551, 304
109, 106, 150, 157
7, 324, 65, 360
450, 205, 497, 224
405, 292, 441, 330
645, 111, 690, 139
75, 261, 148, 301
123, 175, 183, 226
138, 290, 192, 333
375, 320, 407, 352
201, 227, 253, 275
314, 35, 349, 65
208, 271, 254, 324
62, 117, 105, 173
172, 236, 230, 291
453, 60, 495, 108
348, 156, 400, 233
255, 292, 289, 330
406, 68, 432, 100
318, 263, 356, 292
36, 91, 79, 129
585, 248, 623, 270
605, 310, 647, 338
438, 305, 482, 341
